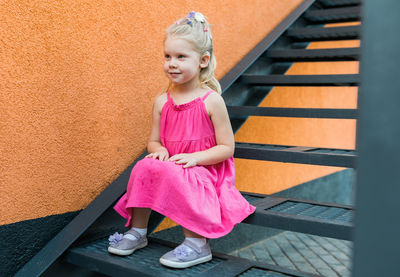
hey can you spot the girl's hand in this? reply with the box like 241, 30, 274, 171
145, 147, 169, 161
168, 153, 199, 168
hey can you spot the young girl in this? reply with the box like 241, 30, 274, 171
107, 11, 256, 269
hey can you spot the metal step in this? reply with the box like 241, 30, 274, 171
319, 0, 361, 8
286, 25, 360, 41
234, 142, 356, 168
228, 106, 358, 119
242, 192, 354, 240
64, 237, 319, 277
239, 74, 359, 86
267, 47, 360, 62
305, 6, 361, 23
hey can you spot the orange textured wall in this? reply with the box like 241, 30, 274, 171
235, 22, 360, 194
0, 0, 303, 225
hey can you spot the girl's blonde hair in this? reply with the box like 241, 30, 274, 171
166, 12, 222, 94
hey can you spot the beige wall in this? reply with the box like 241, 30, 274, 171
0, 0, 303, 225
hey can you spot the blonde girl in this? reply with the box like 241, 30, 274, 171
108, 11, 255, 269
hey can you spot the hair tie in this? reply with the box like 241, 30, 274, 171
203, 28, 208, 32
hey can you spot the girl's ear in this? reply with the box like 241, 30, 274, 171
200, 52, 210, 68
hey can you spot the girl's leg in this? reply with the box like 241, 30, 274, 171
182, 227, 208, 247
131, 207, 152, 228
182, 227, 205, 238
108, 207, 151, 256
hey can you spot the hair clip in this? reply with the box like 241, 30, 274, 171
203, 28, 208, 32
186, 11, 206, 23
187, 11, 196, 20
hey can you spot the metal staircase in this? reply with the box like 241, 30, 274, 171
16, 0, 362, 276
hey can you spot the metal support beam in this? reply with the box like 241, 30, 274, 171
239, 74, 360, 86
353, 0, 400, 276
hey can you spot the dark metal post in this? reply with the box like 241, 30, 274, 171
353, 0, 400, 276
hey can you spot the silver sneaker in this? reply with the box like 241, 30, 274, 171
107, 229, 148, 256
159, 240, 212, 269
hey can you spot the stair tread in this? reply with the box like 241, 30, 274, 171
238, 267, 299, 276
234, 142, 356, 168
242, 192, 354, 240
66, 238, 222, 277
319, 0, 361, 7
239, 74, 359, 86
65, 237, 318, 277
227, 106, 358, 119
287, 25, 360, 41
267, 47, 360, 61
305, 6, 361, 23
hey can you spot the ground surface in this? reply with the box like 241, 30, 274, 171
231, 231, 353, 277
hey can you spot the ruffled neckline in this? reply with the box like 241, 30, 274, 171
168, 94, 203, 111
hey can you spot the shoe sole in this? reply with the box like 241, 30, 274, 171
159, 254, 212, 269
107, 241, 148, 256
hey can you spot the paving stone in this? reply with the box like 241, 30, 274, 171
328, 238, 353, 256
287, 238, 335, 275
318, 268, 340, 277
231, 231, 352, 277
273, 235, 317, 274
335, 266, 351, 277
238, 248, 256, 260
312, 236, 352, 269
251, 243, 275, 264
265, 240, 297, 270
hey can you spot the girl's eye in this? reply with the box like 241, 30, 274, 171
178, 55, 185, 59
165, 54, 170, 59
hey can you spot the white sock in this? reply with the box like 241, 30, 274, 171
132, 227, 147, 236
184, 237, 207, 248
124, 227, 147, 240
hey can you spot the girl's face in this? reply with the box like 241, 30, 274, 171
164, 36, 207, 89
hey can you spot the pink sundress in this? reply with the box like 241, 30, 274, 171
114, 90, 256, 238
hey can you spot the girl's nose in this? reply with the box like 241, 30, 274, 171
169, 58, 177, 68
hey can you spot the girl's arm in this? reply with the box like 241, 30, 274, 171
169, 93, 235, 167
146, 94, 169, 161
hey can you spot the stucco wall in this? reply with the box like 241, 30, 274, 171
0, 0, 303, 226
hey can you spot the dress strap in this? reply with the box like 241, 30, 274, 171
201, 90, 214, 101
166, 92, 172, 102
